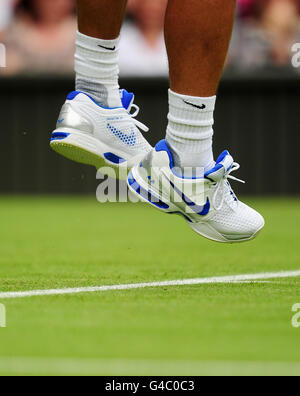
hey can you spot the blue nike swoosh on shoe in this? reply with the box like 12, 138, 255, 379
107, 123, 137, 146
169, 181, 210, 216
58, 119, 64, 124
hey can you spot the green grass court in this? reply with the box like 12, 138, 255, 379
0, 196, 300, 376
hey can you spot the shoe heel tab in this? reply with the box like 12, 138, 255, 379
155, 140, 175, 169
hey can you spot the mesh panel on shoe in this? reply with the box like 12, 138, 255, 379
106, 120, 151, 153
107, 123, 137, 146
210, 202, 262, 234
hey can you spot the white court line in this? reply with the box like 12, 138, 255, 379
0, 270, 299, 300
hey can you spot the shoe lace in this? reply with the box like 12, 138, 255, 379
212, 162, 245, 211
128, 103, 149, 133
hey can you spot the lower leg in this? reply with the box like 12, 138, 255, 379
77, 0, 127, 39
75, 0, 128, 107
165, 0, 235, 97
164, 0, 236, 171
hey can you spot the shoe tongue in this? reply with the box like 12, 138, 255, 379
120, 89, 134, 111
205, 150, 234, 182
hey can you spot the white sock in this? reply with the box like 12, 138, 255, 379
75, 31, 122, 108
166, 89, 216, 173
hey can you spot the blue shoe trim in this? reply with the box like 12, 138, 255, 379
169, 180, 210, 216
155, 140, 174, 169
205, 164, 223, 177
154, 140, 233, 183
66, 91, 123, 110
120, 89, 134, 111
67, 91, 81, 101
128, 171, 169, 210
216, 150, 230, 164
155, 139, 232, 180
51, 132, 70, 141
104, 152, 126, 164
205, 150, 232, 177
155, 140, 202, 180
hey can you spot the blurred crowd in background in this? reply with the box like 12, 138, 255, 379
0, 0, 300, 77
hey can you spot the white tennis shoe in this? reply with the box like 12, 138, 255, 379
128, 140, 265, 243
50, 89, 152, 179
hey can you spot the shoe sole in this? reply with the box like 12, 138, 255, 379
189, 221, 265, 244
128, 169, 265, 244
50, 129, 135, 180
